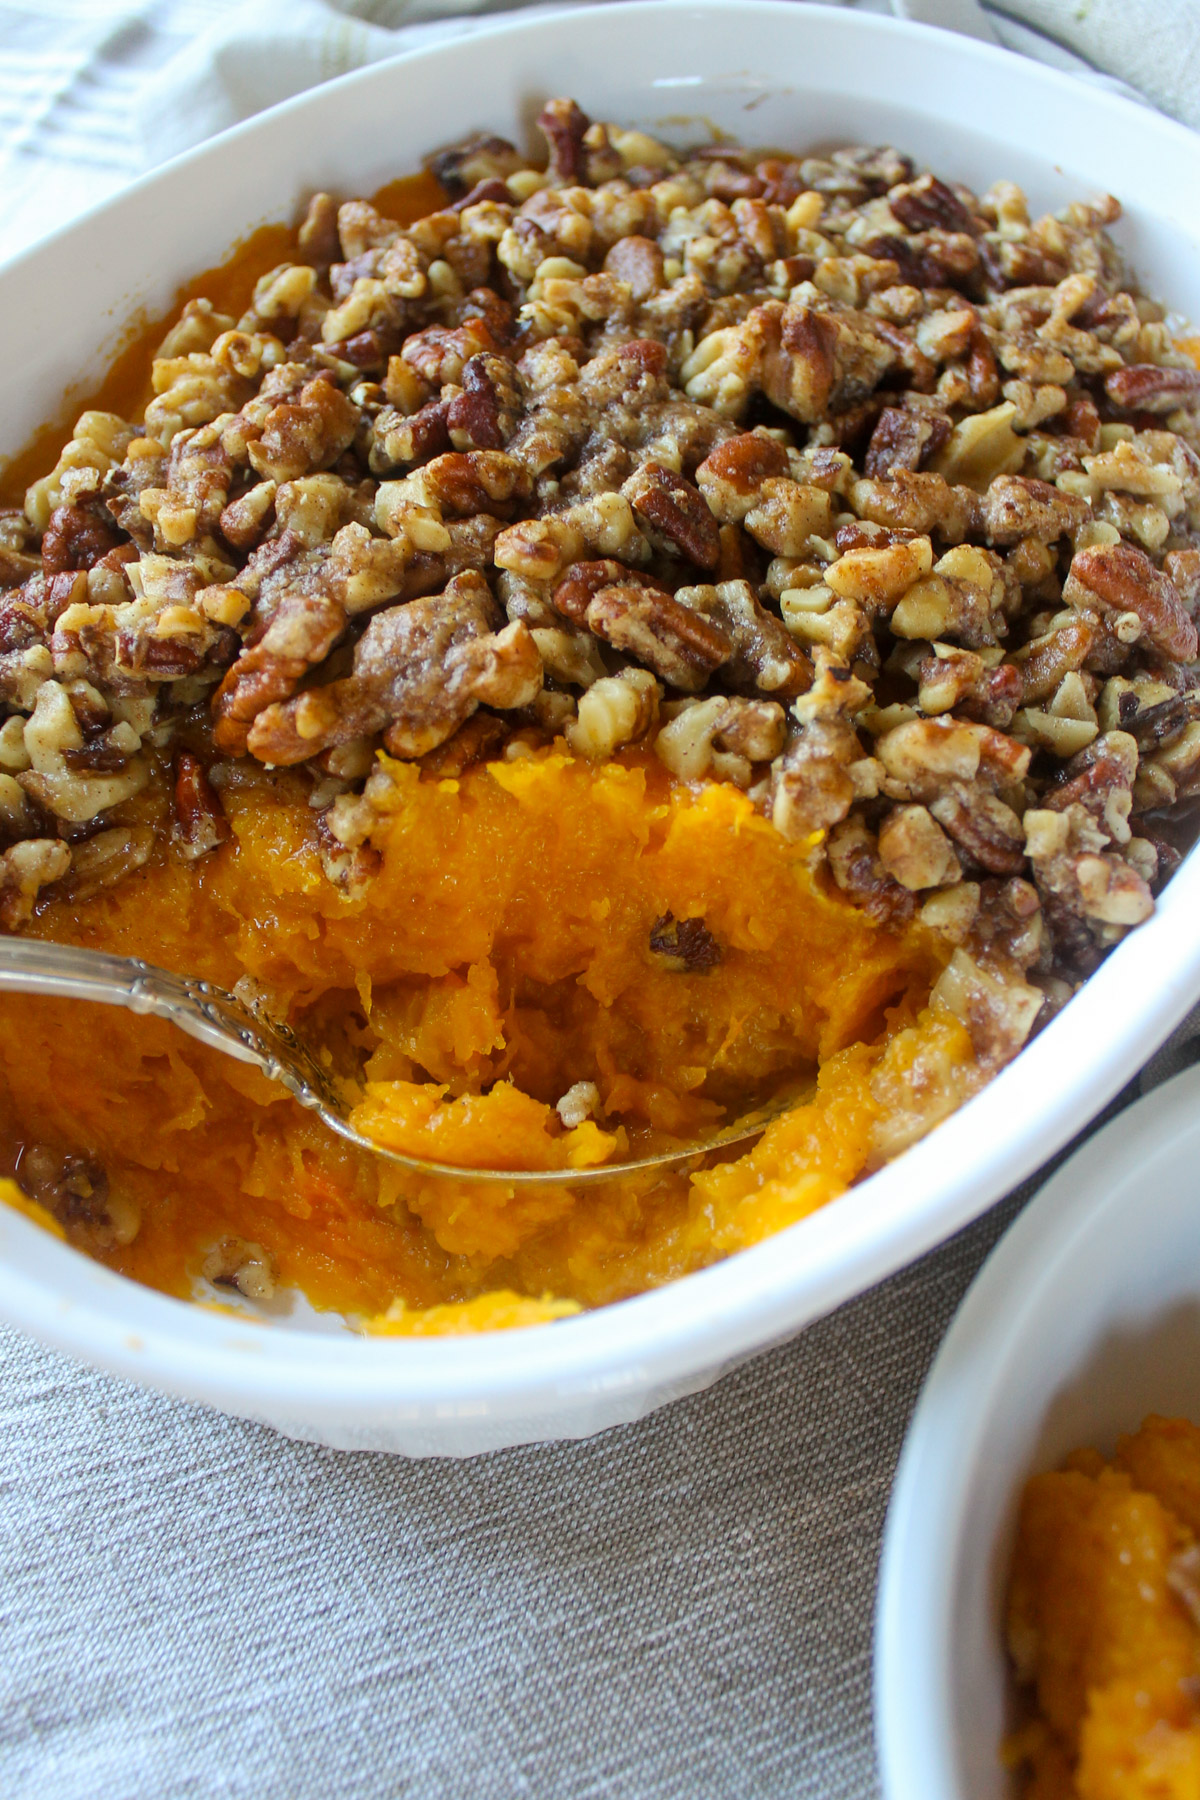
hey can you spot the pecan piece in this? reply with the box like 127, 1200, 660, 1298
761, 302, 893, 424
1068, 541, 1198, 663
1060, 395, 1102, 452
1026, 805, 1152, 940
245, 571, 540, 764
1043, 736, 1137, 844
213, 588, 346, 755
850, 471, 981, 544
370, 399, 452, 471
578, 338, 670, 408
584, 582, 732, 692
247, 375, 358, 483
61, 736, 132, 774
929, 783, 1027, 875
603, 236, 664, 301
622, 462, 720, 570
0, 839, 72, 929
877, 805, 960, 892
402, 316, 503, 388
445, 355, 524, 453
918, 648, 1021, 728
430, 132, 524, 197
18, 1147, 133, 1250
417, 713, 510, 777
172, 752, 231, 859
551, 559, 658, 623
538, 98, 590, 184
1104, 364, 1200, 413
982, 474, 1090, 546
857, 233, 950, 290
888, 174, 980, 236
677, 580, 811, 698
449, 177, 513, 213
863, 407, 951, 478
828, 816, 916, 925
202, 1235, 278, 1300
418, 449, 532, 519
219, 480, 277, 550
297, 192, 340, 268
41, 504, 123, 574
834, 522, 918, 552
322, 329, 384, 371
695, 434, 790, 523
770, 655, 873, 842
1013, 617, 1098, 705
648, 912, 722, 973
965, 325, 1001, 409
1164, 548, 1200, 615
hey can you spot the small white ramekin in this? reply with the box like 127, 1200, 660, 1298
3, 1, 1200, 1453
876, 1064, 1200, 1798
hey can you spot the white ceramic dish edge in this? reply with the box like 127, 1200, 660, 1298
0, 1, 1199, 1453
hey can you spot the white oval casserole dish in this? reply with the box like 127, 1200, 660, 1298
2, 0, 1200, 1455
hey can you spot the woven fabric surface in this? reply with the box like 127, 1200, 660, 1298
0, 4, 1198, 1796
0, 1169, 1049, 1800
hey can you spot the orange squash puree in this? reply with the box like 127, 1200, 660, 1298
0, 746, 967, 1322
1006, 1416, 1200, 1798
0, 172, 445, 508
370, 1291, 582, 1335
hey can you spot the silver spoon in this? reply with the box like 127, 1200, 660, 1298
0, 937, 795, 1185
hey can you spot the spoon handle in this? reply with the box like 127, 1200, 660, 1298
0, 936, 331, 1098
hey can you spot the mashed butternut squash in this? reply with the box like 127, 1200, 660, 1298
0, 744, 979, 1325
1007, 1416, 1200, 1798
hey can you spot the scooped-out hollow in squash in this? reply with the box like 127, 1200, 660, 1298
0, 745, 989, 1330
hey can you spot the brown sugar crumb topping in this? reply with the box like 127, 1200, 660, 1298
2, 97, 1199, 999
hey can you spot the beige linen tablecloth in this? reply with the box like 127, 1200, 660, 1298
0, 1171, 1052, 1799
0, 4, 1197, 1794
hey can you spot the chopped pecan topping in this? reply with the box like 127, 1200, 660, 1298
445, 355, 523, 452
677, 581, 811, 697
538, 98, 591, 184
41, 504, 123, 574
929, 783, 1027, 875
584, 581, 731, 693
695, 434, 790, 520
201, 1235, 277, 1300
889, 173, 980, 236
1068, 541, 1198, 663
171, 751, 231, 859
878, 804, 960, 892
245, 571, 540, 764
430, 131, 524, 197
3, 93, 1197, 993
1104, 364, 1200, 412
622, 462, 720, 569
214, 587, 346, 755
982, 474, 1089, 545
864, 407, 951, 478
603, 236, 664, 300
828, 815, 916, 924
